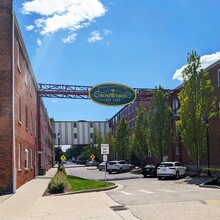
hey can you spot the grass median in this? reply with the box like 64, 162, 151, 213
47, 166, 115, 194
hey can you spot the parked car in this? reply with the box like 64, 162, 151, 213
85, 160, 99, 167
142, 164, 159, 177
98, 162, 108, 171
157, 161, 187, 180
107, 160, 132, 174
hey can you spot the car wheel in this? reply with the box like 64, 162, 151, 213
143, 174, 147, 178
99, 169, 102, 171
175, 171, 179, 179
108, 171, 112, 174
158, 176, 162, 180
118, 168, 123, 173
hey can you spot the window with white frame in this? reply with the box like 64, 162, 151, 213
18, 144, 21, 170
218, 69, 220, 87
17, 41, 20, 70
172, 98, 178, 116
24, 61, 28, 86
25, 149, 28, 170
148, 150, 152, 157
29, 76, 32, 96
30, 112, 33, 133
18, 95, 21, 122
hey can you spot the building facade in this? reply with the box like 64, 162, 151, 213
53, 121, 111, 146
0, 1, 53, 194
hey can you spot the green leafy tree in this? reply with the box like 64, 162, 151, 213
132, 105, 148, 167
104, 131, 116, 160
93, 124, 103, 161
147, 85, 173, 162
115, 117, 130, 160
176, 51, 216, 172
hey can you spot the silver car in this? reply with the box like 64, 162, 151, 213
157, 161, 186, 180
107, 160, 132, 174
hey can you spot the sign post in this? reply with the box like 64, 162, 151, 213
101, 144, 109, 184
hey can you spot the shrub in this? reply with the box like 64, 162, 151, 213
48, 169, 70, 194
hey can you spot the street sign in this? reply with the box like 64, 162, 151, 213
90, 154, 95, 160
101, 144, 109, 154
60, 155, 66, 161
103, 154, 108, 162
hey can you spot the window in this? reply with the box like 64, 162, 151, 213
90, 123, 93, 128
31, 149, 33, 168
30, 112, 33, 133
172, 98, 178, 116
74, 123, 77, 128
17, 41, 20, 70
90, 133, 93, 138
25, 149, 28, 170
24, 61, 28, 86
29, 77, 32, 96
25, 105, 28, 129
74, 133, 77, 139
18, 95, 21, 122
18, 144, 21, 170
148, 150, 152, 157
218, 69, 220, 87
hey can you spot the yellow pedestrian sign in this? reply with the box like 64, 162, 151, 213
60, 155, 66, 161
90, 154, 95, 160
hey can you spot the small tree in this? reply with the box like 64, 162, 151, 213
176, 51, 216, 173
115, 117, 130, 160
104, 131, 115, 160
132, 104, 148, 167
147, 85, 173, 162
93, 124, 103, 161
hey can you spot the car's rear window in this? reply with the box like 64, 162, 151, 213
160, 163, 173, 167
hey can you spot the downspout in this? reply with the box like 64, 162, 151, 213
12, 13, 16, 193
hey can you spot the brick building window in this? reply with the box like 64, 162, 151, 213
25, 105, 28, 129
74, 133, 77, 139
18, 95, 21, 122
18, 143, 21, 171
17, 41, 20, 70
24, 61, 28, 86
30, 112, 33, 133
172, 98, 178, 116
25, 149, 28, 170
218, 69, 220, 87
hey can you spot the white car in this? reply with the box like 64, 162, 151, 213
157, 161, 186, 180
107, 160, 132, 174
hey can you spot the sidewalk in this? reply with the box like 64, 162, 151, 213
0, 167, 138, 220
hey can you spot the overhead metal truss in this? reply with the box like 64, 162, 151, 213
38, 83, 173, 101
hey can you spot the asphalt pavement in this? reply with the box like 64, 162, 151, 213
0, 167, 139, 220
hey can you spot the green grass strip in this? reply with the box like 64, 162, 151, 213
67, 175, 115, 191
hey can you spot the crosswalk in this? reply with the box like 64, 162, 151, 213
116, 188, 192, 196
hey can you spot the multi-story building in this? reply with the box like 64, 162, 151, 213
0, 1, 53, 194
53, 121, 111, 146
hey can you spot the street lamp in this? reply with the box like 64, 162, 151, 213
205, 121, 211, 176
57, 133, 61, 171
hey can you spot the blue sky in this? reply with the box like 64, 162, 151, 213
13, 0, 220, 121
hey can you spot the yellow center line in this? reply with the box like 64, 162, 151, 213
207, 200, 220, 205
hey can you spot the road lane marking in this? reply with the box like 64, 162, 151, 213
119, 191, 132, 195
157, 189, 176, 193
207, 200, 220, 205
139, 190, 155, 194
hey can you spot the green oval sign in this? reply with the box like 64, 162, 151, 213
89, 83, 137, 106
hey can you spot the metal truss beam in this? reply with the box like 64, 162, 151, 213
38, 83, 173, 101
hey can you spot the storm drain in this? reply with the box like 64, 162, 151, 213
110, 205, 128, 211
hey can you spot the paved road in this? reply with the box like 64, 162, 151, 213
66, 164, 220, 220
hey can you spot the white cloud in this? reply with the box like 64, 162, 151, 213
37, 38, 42, 45
88, 31, 103, 43
25, 25, 34, 31
63, 33, 77, 43
22, 0, 106, 42
173, 52, 220, 81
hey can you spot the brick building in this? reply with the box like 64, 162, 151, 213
109, 63, 220, 167
0, 1, 53, 194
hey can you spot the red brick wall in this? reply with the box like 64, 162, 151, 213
0, 0, 13, 193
